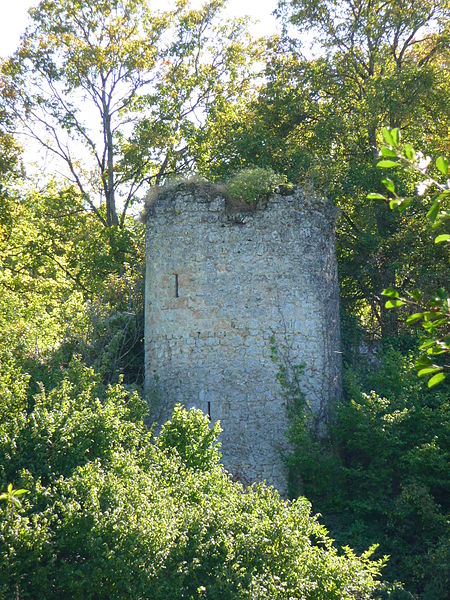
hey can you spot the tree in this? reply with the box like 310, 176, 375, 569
276, 1, 448, 146
0, 359, 385, 598
202, 0, 449, 336
370, 128, 449, 387
273, 1, 449, 335
4, 0, 258, 228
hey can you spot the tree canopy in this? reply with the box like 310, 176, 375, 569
4, 0, 259, 227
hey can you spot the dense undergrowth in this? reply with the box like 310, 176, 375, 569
0, 357, 385, 599
287, 342, 450, 598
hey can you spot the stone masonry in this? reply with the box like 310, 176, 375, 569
145, 182, 341, 494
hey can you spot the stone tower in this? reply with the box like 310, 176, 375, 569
144, 182, 341, 494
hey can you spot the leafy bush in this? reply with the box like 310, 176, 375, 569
156, 404, 222, 470
226, 167, 287, 205
0, 359, 384, 599
369, 129, 449, 387
288, 347, 450, 598
0, 181, 145, 390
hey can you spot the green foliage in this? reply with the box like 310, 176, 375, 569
157, 404, 222, 471
0, 484, 29, 511
0, 359, 384, 599
369, 130, 449, 386
226, 167, 287, 205
4, 0, 259, 227
0, 3, 448, 598
203, 0, 449, 337
0, 180, 145, 388
288, 348, 450, 598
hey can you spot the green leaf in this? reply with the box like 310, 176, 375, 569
428, 372, 446, 388
427, 347, 446, 356
382, 128, 394, 146
397, 198, 412, 211
385, 299, 405, 309
382, 288, 399, 298
408, 289, 422, 302
382, 178, 395, 193
435, 234, 450, 244
377, 160, 399, 169
430, 318, 448, 327
423, 311, 440, 320
404, 144, 415, 160
415, 355, 432, 368
391, 128, 400, 146
418, 366, 442, 377
380, 148, 397, 158
367, 193, 386, 200
406, 313, 424, 325
436, 156, 448, 176
389, 199, 402, 209
432, 212, 449, 228
427, 201, 440, 222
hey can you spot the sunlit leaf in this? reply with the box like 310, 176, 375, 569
382, 178, 395, 193
385, 299, 405, 308
435, 234, 450, 244
382, 288, 399, 298
436, 156, 448, 176
419, 340, 435, 350
406, 313, 423, 325
380, 148, 397, 158
427, 201, 440, 222
391, 128, 400, 146
428, 372, 446, 388
377, 160, 399, 169
382, 128, 394, 146
404, 144, 415, 160
418, 366, 442, 377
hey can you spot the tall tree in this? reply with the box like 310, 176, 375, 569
4, 0, 258, 228
276, 0, 449, 154
202, 1, 449, 336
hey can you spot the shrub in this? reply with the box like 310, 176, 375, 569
0, 359, 384, 599
226, 167, 287, 205
288, 347, 450, 598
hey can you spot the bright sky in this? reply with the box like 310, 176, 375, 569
0, 0, 280, 58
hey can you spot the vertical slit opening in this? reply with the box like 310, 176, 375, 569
207, 401, 211, 420
174, 273, 179, 298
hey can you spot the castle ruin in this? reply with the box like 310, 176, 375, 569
144, 182, 341, 494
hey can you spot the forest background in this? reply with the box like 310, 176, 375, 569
0, 1, 448, 598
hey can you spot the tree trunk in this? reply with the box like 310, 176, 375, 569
105, 111, 119, 227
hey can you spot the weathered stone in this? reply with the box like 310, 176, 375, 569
145, 183, 341, 495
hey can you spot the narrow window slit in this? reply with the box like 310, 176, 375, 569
174, 274, 179, 298
207, 401, 211, 419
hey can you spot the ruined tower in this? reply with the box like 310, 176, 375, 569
145, 182, 341, 494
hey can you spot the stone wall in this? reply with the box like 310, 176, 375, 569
145, 182, 341, 494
